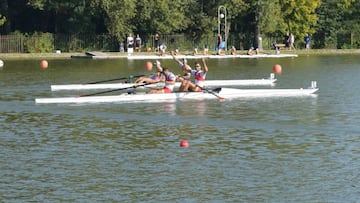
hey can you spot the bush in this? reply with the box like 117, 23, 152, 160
24, 32, 54, 53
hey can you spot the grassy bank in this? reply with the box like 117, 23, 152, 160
282, 49, 360, 56
1, 49, 360, 60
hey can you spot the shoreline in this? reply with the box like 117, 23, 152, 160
1, 49, 360, 60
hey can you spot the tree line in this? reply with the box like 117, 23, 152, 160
0, 0, 360, 51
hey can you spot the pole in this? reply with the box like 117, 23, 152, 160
217, 6, 227, 51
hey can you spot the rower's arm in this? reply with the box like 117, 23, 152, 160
183, 72, 191, 79
167, 79, 176, 85
171, 51, 181, 63
155, 60, 163, 72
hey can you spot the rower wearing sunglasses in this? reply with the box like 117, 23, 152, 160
179, 58, 208, 92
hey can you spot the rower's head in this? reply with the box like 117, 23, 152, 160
194, 62, 201, 70
162, 67, 170, 75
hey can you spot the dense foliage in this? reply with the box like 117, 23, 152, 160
1, 0, 360, 51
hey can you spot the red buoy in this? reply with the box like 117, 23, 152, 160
180, 140, 189, 148
272, 64, 282, 74
40, 60, 48, 69
145, 61, 153, 71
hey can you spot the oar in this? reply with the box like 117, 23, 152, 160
87, 74, 145, 84
80, 82, 158, 97
198, 85, 224, 101
177, 75, 224, 101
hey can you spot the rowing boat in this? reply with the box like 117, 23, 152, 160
35, 82, 318, 104
127, 54, 299, 60
50, 74, 276, 91
71, 53, 299, 59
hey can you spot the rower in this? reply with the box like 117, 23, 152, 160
135, 60, 163, 84
148, 67, 176, 94
171, 51, 192, 81
180, 58, 208, 92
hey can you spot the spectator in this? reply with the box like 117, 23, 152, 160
289, 33, 295, 50
127, 33, 134, 54
159, 44, 167, 55
119, 41, 124, 52
194, 45, 199, 55
247, 47, 257, 55
154, 33, 159, 52
127, 33, 134, 49
217, 40, 225, 55
284, 32, 290, 48
230, 46, 236, 55
272, 43, 280, 54
203, 45, 209, 55
304, 34, 311, 49
175, 47, 180, 55
216, 34, 222, 50
135, 34, 141, 52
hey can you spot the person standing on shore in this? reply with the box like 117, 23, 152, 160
284, 32, 290, 48
127, 33, 134, 55
154, 33, 160, 52
304, 34, 311, 49
135, 34, 142, 52
217, 34, 222, 50
289, 33, 295, 50
127, 34, 134, 49
119, 41, 124, 52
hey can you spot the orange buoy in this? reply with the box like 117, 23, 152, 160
40, 60, 48, 69
272, 64, 282, 74
180, 140, 189, 148
145, 61, 153, 71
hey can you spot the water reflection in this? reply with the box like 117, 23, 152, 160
148, 100, 208, 116
162, 102, 176, 115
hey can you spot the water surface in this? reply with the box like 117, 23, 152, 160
1, 55, 359, 202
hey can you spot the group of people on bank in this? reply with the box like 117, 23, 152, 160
134, 51, 208, 94
121, 32, 312, 57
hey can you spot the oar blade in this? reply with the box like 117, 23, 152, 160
199, 86, 224, 101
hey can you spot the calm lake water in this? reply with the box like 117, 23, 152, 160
1, 54, 360, 202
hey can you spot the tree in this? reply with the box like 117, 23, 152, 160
0, 0, 10, 33
340, 0, 360, 48
253, 0, 284, 49
315, 0, 348, 48
132, 0, 193, 35
280, 0, 320, 44
27, 0, 103, 34
0, 14, 5, 26
90, 0, 136, 40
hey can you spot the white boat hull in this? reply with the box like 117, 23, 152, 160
71, 53, 298, 59
35, 87, 319, 104
51, 75, 277, 91
127, 54, 298, 60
